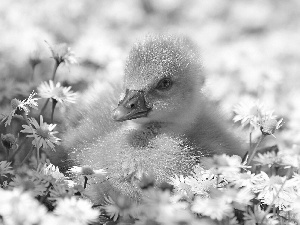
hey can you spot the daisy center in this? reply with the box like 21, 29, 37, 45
36, 124, 50, 139
54, 88, 65, 99
248, 106, 258, 116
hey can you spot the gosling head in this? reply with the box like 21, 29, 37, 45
112, 36, 205, 126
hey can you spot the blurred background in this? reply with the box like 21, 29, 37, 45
0, 0, 300, 159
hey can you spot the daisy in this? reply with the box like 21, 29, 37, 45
21, 115, 61, 151
253, 151, 279, 166
201, 154, 246, 179
46, 42, 78, 66
0, 77, 32, 102
1, 133, 18, 151
155, 198, 192, 225
244, 205, 279, 225
38, 80, 77, 105
68, 166, 107, 178
231, 188, 255, 211
41, 163, 65, 181
54, 197, 99, 225
184, 166, 217, 197
259, 118, 283, 137
9, 174, 48, 197
253, 174, 298, 210
191, 191, 233, 221
49, 183, 75, 201
250, 171, 269, 192
0, 188, 48, 225
233, 100, 276, 132
278, 145, 300, 168
40, 214, 69, 225
29, 49, 42, 69
139, 173, 155, 189
1, 91, 38, 127
0, 160, 13, 178
69, 166, 107, 189
231, 171, 255, 189
141, 189, 192, 225
291, 197, 300, 223
288, 172, 300, 186
102, 195, 130, 222
169, 175, 193, 198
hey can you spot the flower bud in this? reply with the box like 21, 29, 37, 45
11, 98, 21, 110
1, 133, 17, 150
139, 173, 155, 189
260, 118, 283, 136
29, 49, 42, 68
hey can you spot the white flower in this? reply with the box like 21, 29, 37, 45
1, 91, 38, 127
29, 48, 42, 68
38, 80, 77, 105
1, 133, 18, 151
46, 42, 78, 65
253, 174, 298, 210
141, 189, 192, 225
232, 188, 255, 211
102, 196, 122, 221
288, 173, 300, 189
201, 154, 246, 179
250, 171, 269, 192
0, 161, 13, 178
259, 118, 283, 138
0, 188, 48, 225
40, 214, 71, 225
64, 179, 77, 188
233, 100, 275, 132
244, 205, 279, 225
253, 151, 279, 166
278, 145, 300, 168
21, 115, 60, 151
41, 163, 65, 180
0, 77, 33, 103
192, 191, 233, 221
69, 166, 107, 178
184, 165, 217, 197
169, 175, 193, 197
291, 197, 300, 223
155, 198, 192, 225
54, 197, 99, 225
231, 171, 255, 189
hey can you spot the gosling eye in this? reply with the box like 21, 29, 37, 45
156, 78, 173, 91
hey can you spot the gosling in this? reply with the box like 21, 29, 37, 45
63, 35, 244, 202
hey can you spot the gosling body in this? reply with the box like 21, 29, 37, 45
63, 36, 244, 202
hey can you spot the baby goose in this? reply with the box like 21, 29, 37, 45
112, 36, 242, 156
63, 36, 244, 202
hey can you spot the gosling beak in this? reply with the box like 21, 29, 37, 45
112, 89, 152, 122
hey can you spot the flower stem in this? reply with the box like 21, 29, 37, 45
4, 147, 9, 160
19, 145, 34, 166
51, 60, 59, 81
249, 132, 252, 151
260, 167, 292, 224
21, 112, 31, 126
31, 65, 36, 81
40, 183, 53, 204
247, 134, 266, 166
40, 99, 50, 115
51, 99, 57, 123
37, 146, 40, 166
8, 138, 26, 162
83, 176, 88, 189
